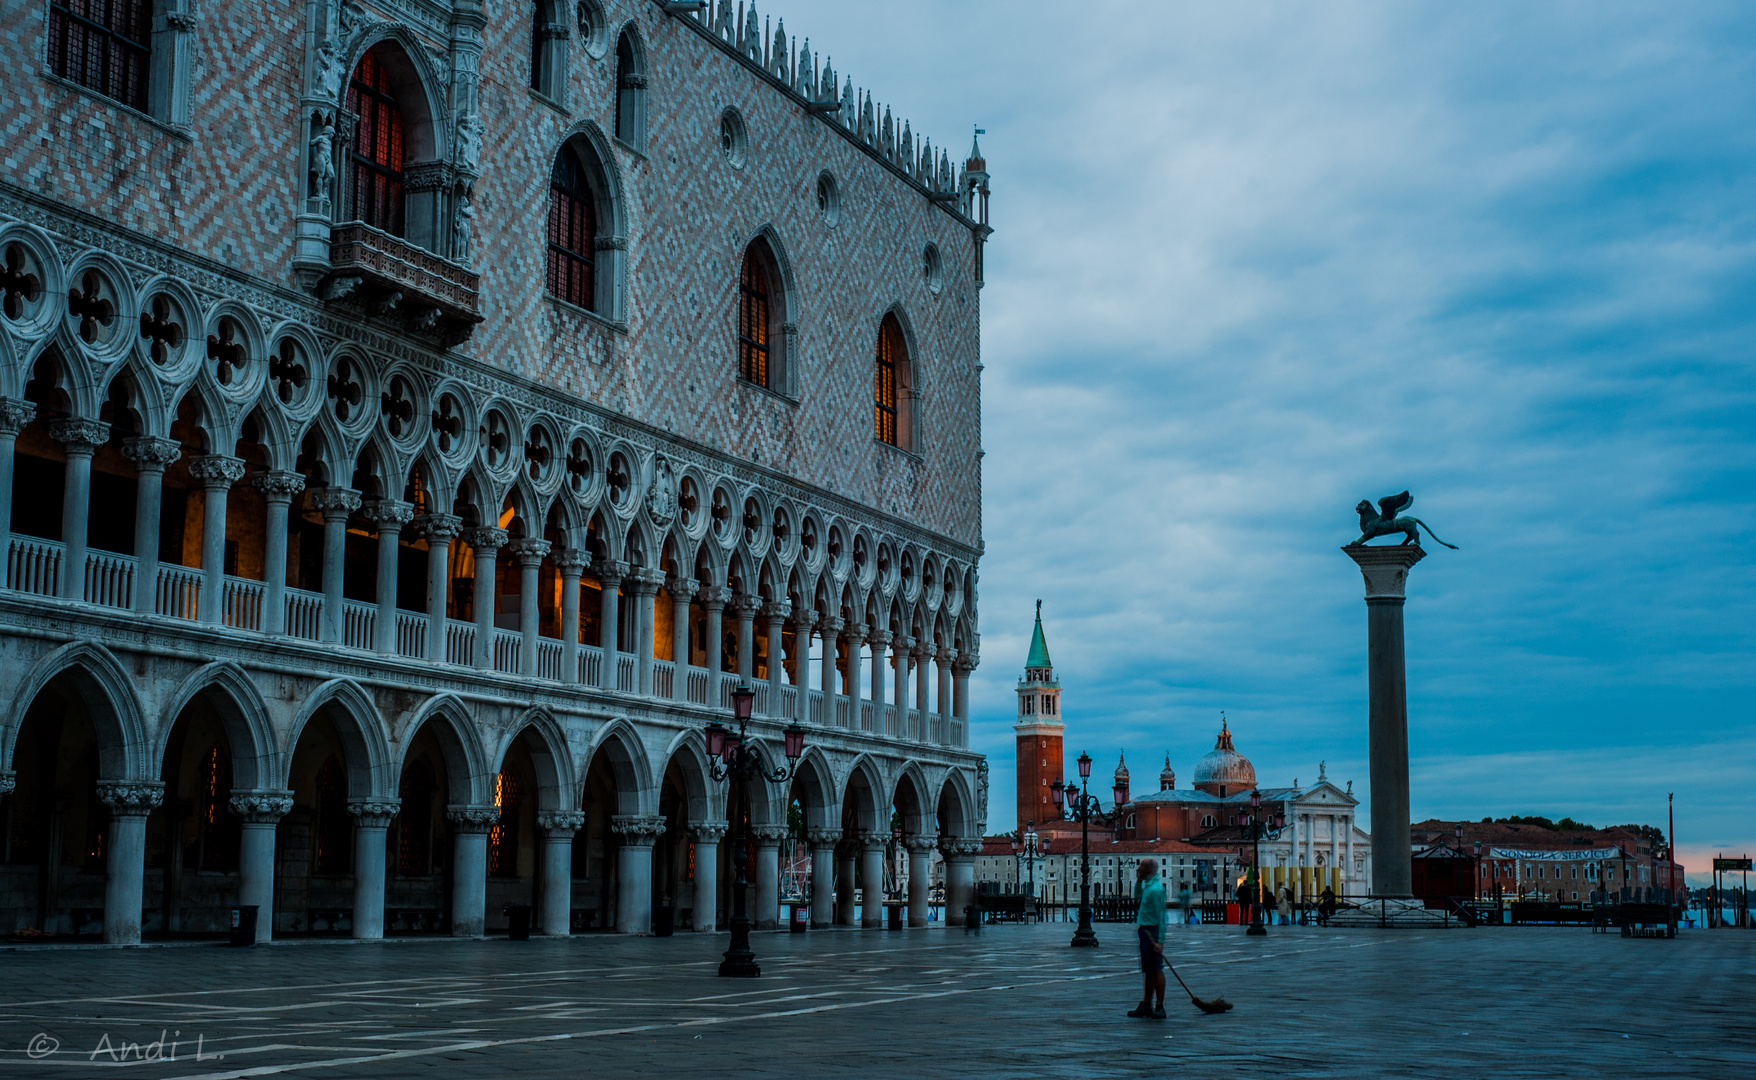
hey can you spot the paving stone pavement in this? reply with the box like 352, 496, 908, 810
0, 921, 1747, 1078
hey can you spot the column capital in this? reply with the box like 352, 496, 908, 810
729, 593, 763, 619
627, 567, 666, 594
0, 397, 36, 435
935, 645, 956, 664
909, 640, 930, 660
187, 454, 247, 488
555, 548, 592, 574
893, 633, 915, 653
49, 416, 109, 453
667, 575, 698, 599
120, 435, 181, 471
361, 498, 416, 530
696, 584, 731, 610
96, 780, 165, 816
610, 814, 666, 846
310, 487, 363, 519
461, 525, 509, 553
347, 797, 401, 828
505, 537, 552, 567
861, 832, 887, 854
251, 469, 306, 502
867, 627, 892, 648
762, 599, 792, 624
805, 827, 842, 849
596, 558, 630, 584
844, 621, 867, 644
791, 607, 818, 631
414, 512, 463, 542
446, 804, 502, 832
690, 822, 728, 843
903, 834, 939, 855
749, 824, 792, 845
228, 789, 295, 824
536, 809, 587, 836
1343, 543, 1426, 601
0, 769, 13, 796
954, 652, 979, 674
817, 614, 844, 635
940, 838, 983, 859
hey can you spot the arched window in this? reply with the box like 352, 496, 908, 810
1201, 815, 1216, 829
614, 31, 646, 148
530, 1, 569, 104
547, 149, 597, 310
346, 47, 406, 236
738, 242, 776, 388
874, 313, 912, 449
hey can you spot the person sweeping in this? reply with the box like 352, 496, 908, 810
1128, 859, 1170, 1019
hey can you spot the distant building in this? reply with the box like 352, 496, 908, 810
1411, 820, 1685, 903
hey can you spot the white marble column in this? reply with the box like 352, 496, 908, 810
669, 575, 696, 699
868, 629, 890, 734
506, 538, 551, 676
122, 436, 180, 613
905, 835, 936, 927
807, 828, 838, 928
818, 616, 843, 721
96, 781, 163, 945
557, 550, 591, 682
792, 609, 817, 723
348, 798, 399, 939
536, 810, 585, 936
597, 559, 628, 688
611, 815, 664, 933
1346, 814, 1356, 892
447, 805, 499, 937
894, 635, 913, 737
230, 790, 294, 942
935, 647, 955, 744
0, 398, 36, 565
845, 624, 865, 730
363, 499, 414, 653
751, 824, 788, 931
762, 600, 790, 714
690, 822, 725, 931
188, 455, 247, 623
50, 417, 107, 601
861, 834, 886, 927
311, 488, 361, 644
630, 568, 663, 695
416, 513, 461, 661
698, 584, 729, 696
952, 654, 975, 747
252, 471, 304, 633
912, 642, 931, 739
463, 526, 508, 670
731, 594, 760, 683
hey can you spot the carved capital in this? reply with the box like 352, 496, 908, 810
805, 827, 842, 849
462, 526, 509, 554
903, 835, 939, 855
229, 790, 295, 824
817, 615, 844, 635
402, 160, 452, 193
667, 575, 697, 600
862, 832, 888, 854
941, 838, 983, 859
310, 487, 363, 518
696, 584, 731, 610
49, 417, 109, 453
792, 608, 818, 631
866, 628, 892, 649
953, 653, 978, 674
910, 642, 930, 660
729, 594, 763, 619
251, 470, 306, 501
447, 804, 502, 832
0, 397, 37, 435
935, 646, 956, 664
413, 512, 463, 543
96, 781, 165, 816
120, 435, 181, 471
610, 814, 666, 846
505, 537, 552, 567
0, 770, 15, 796
554, 548, 591, 574
164, 10, 199, 30
536, 809, 587, 836
594, 236, 628, 251
1344, 543, 1426, 601
187, 454, 247, 488
844, 622, 867, 645
690, 822, 728, 843
893, 634, 915, 654
780, 321, 799, 336
749, 824, 792, 845
627, 567, 666, 595
761, 599, 792, 624
596, 558, 630, 585
361, 499, 416, 530
347, 798, 401, 828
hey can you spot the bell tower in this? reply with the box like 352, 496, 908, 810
1014, 600, 1064, 831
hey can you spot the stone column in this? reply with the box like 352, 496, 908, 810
669, 575, 696, 699
792, 609, 817, 723
952, 654, 975, 746
252, 471, 304, 632
818, 616, 843, 721
362, 499, 414, 652
834, 839, 858, 926
0, 398, 36, 564
731, 594, 761, 683
121, 436, 181, 613
49, 417, 107, 600
1344, 543, 1426, 898
1346, 814, 1356, 892
630, 568, 664, 695
506, 538, 551, 676
188, 455, 247, 623
750, 824, 788, 931
597, 559, 628, 688
610, 815, 664, 933
935, 647, 956, 744
557, 550, 591, 682
868, 628, 890, 733
905, 835, 937, 927
762, 600, 790, 714
912, 642, 931, 739
463, 526, 508, 670
415, 513, 462, 660
698, 584, 729, 696
806, 827, 838, 929
845, 624, 866, 729
894, 635, 913, 737
229, 790, 294, 942
861, 833, 886, 927
536, 810, 585, 936
690, 822, 725, 931
942, 839, 980, 926
447, 805, 499, 936
95, 781, 163, 945
311, 488, 361, 643
348, 798, 399, 939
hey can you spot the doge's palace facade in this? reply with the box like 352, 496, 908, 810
0, 0, 990, 943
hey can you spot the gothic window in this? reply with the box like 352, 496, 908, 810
346, 47, 406, 236
874, 313, 912, 449
613, 30, 646, 148
47, 0, 151, 113
530, 0, 569, 104
547, 149, 597, 309
738, 239, 784, 390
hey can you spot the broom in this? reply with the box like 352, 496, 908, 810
1166, 961, 1232, 1014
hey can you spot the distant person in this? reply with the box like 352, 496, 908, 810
1278, 884, 1293, 925
1320, 885, 1337, 926
1129, 860, 1169, 1019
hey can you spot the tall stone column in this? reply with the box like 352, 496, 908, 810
861, 834, 886, 927
556, 550, 591, 682
690, 822, 725, 931
0, 398, 36, 566
51, 418, 108, 600
415, 513, 461, 660
669, 575, 696, 699
597, 559, 628, 688
762, 600, 790, 714
463, 526, 508, 670
893, 635, 913, 737
792, 609, 817, 723
630, 568, 664, 695
834, 839, 858, 925
311, 488, 361, 643
230, 790, 293, 942
867, 628, 890, 732
750, 824, 789, 930
952, 654, 975, 746
348, 798, 400, 939
905, 835, 937, 927
912, 642, 931, 739
698, 584, 729, 696
189, 455, 247, 623
942, 839, 980, 926
1344, 543, 1426, 899
447, 805, 499, 936
818, 616, 843, 720
122, 436, 180, 613
611, 815, 664, 933
362, 499, 414, 652
252, 471, 304, 632
536, 810, 585, 936
506, 538, 551, 676
935, 647, 956, 744
731, 594, 761, 683
807, 827, 838, 928
845, 624, 866, 729
96, 781, 163, 945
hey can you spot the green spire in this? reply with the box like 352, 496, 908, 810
1026, 599, 1052, 669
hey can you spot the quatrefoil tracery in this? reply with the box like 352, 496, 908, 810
326, 357, 364, 422
432, 394, 464, 453
139, 296, 183, 363
380, 376, 415, 437
68, 270, 115, 344
524, 429, 553, 479
605, 454, 631, 505
205, 317, 248, 385
566, 439, 593, 494
270, 339, 307, 403
1, 245, 42, 320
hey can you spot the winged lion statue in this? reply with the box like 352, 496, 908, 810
1347, 491, 1458, 549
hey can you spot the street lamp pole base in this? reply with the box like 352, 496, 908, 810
1246, 923, 1268, 936
718, 957, 761, 978
1070, 928, 1100, 948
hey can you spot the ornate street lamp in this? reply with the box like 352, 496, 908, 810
1233, 789, 1285, 936
706, 683, 804, 977
1050, 751, 1124, 948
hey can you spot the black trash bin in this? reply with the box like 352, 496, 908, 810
229, 905, 259, 947
963, 904, 979, 934
506, 905, 532, 940
654, 906, 675, 937
887, 903, 902, 931
790, 903, 809, 932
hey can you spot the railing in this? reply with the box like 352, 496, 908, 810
492, 629, 520, 674
715, 672, 738, 709
223, 576, 263, 631
860, 700, 875, 732
285, 588, 324, 641
578, 644, 603, 687
158, 564, 202, 621
535, 638, 563, 681
777, 684, 797, 719
883, 704, 899, 737
615, 654, 636, 693
6, 537, 63, 597
654, 658, 674, 699
685, 667, 709, 704
808, 689, 824, 725
951, 719, 966, 748
84, 550, 136, 610
834, 697, 849, 728
342, 600, 375, 651
446, 620, 475, 666
395, 612, 427, 658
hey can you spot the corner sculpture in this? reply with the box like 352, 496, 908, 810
1348, 491, 1458, 549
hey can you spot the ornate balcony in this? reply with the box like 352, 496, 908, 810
318, 223, 483, 345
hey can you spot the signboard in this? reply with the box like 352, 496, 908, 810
1712, 857, 1752, 871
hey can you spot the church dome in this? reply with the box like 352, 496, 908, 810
1192, 719, 1255, 795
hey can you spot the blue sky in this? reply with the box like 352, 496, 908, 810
791, 1, 1756, 883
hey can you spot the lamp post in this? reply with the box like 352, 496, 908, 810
705, 684, 804, 978
1051, 751, 1127, 949
1011, 819, 1044, 903
1233, 789, 1285, 936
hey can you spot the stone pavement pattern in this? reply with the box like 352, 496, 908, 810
0, 924, 1747, 1078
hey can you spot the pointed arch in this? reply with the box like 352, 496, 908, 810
547, 122, 627, 320
613, 25, 648, 150
875, 306, 919, 452
154, 661, 278, 791
582, 717, 655, 815
787, 747, 838, 830
397, 693, 493, 805
3, 641, 147, 780
841, 754, 887, 834
494, 706, 576, 812
935, 766, 976, 841
737, 230, 795, 395
282, 678, 393, 798
337, 34, 450, 253
890, 761, 932, 837
658, 728, 718, 823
